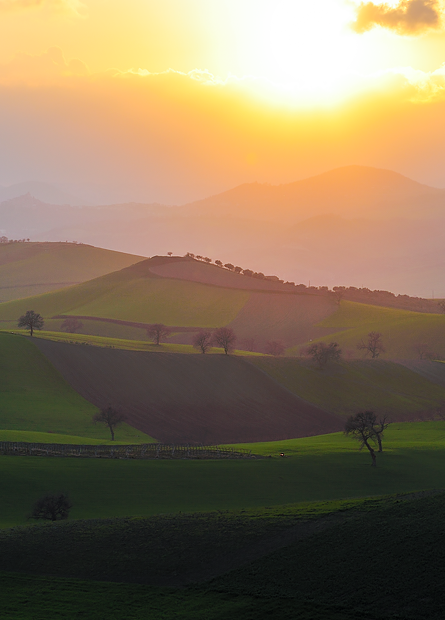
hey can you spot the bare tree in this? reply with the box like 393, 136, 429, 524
192, 330, 213, 354
213, 327, 237, 355
61, 317, 83, 333
265, 340, 286, 356
373, 414, 391, 452
93, 406, 126, 441
304, 341, 341, 368
18, 310, 44, 336
146, 323, 171, 345
357, 332, 385, 358
415, 342, 434, 360
344, 411, 378, 467
29, 492, 72, 521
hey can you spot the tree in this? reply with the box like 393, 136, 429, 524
438, 301, 445, 313
240, 337, 256, 352
265, 340, 286, 356
192, 330, 213, 354
18, 310, 44, 336
93, 406, 126, 441
372, 413, 391, 452
234, 266, 242, 274
29, 492, 72, 521
344, 411, 378, 467
146, 323, 171, 345
332, 286, 346, 305
167, 251, 173, 256
304, 341, 341, 368
213, 327, 237, 355
224, 263, 234, 271
357, 332, 385, 358
415, 342, 434, 360
60, 317, 83, 333
215, 260, 223, 267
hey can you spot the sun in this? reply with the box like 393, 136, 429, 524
227, 0, 376, 101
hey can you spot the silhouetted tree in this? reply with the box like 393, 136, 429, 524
333, 286, 346, 305
167, 251, 173, 256
234, 266, 242, 274
93, 406, 126, 441
18, 310, 44, 336
61, 317, 83, 333
204, 257, 211, 263
215, 260, 223, 267
372, 413, 391, 452
146, 323, 171, 345
357, 332, 385, 358
344, 411, 378, 467
192, 330, 213, 354
265, 340, 286, 356
242, 269, 253, 277
29, 492, 72, 521
415, 342, 434, 360
213, 327, 237, 355
305, 341, 341, 368
224, 263, 234, 271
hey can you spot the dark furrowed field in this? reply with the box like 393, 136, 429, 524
32, 338, 341, 443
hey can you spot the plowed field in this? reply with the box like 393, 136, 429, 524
33, 339, 342, 444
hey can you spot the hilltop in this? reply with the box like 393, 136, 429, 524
1, 254, 445, 357
2, 166, 445, 297
0, 241, 145, 301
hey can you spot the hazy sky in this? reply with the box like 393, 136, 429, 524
2, 0, 445, 203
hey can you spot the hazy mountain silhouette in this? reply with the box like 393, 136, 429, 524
0, 182, 85, 206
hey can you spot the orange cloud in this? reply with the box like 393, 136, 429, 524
352, 0, 442, 34
0, 47, 88, 85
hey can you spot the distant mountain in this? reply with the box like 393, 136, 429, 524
0, 182, 86, 206
181, 165, 445, 222
2, 166, 444, 297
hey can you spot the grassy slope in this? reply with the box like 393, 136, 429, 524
0, 333, 155, 443
0, 270, 249, 327
15, 331, 261, 355
0, 242, 144, 302
1, 421, 445, 527
249, 357, 445, 419
212, 492, 445, 619
288, 300, 445, 359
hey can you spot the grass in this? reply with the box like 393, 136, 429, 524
0, 430, 141, 445
288, 300, 445, 359
211, 492, 445, 619
0, 572, 377, 620
0, 242, 143, 302
0, 269, 250, 327
9, 330, 262, 355
0, 332, 156, 443
1, 421, 445, 528
249, 357, 445, 418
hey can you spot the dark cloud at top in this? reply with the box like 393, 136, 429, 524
352, 0, 442, 35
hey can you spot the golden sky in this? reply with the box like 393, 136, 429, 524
2, 0, 445, 203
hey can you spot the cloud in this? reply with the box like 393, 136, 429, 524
0, 47, 89, 85
351, 0, 442, 34
0, 0, 86, 16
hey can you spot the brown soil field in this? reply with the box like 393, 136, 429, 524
33, 339, 342, 444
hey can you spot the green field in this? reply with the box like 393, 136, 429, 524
288, 300, 445, 359
249, 356, 445, 419
1, 421, 445, 528
0, 268, 249, 328
0, 333, 155, 443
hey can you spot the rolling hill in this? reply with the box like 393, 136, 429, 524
3, 166, 445, 297
0, 241, 145, 302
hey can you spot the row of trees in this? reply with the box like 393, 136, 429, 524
303, 332, 385, 368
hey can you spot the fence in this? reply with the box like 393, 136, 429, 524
0, 442, 254, 460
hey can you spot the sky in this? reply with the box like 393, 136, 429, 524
2, 0, 445, 203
